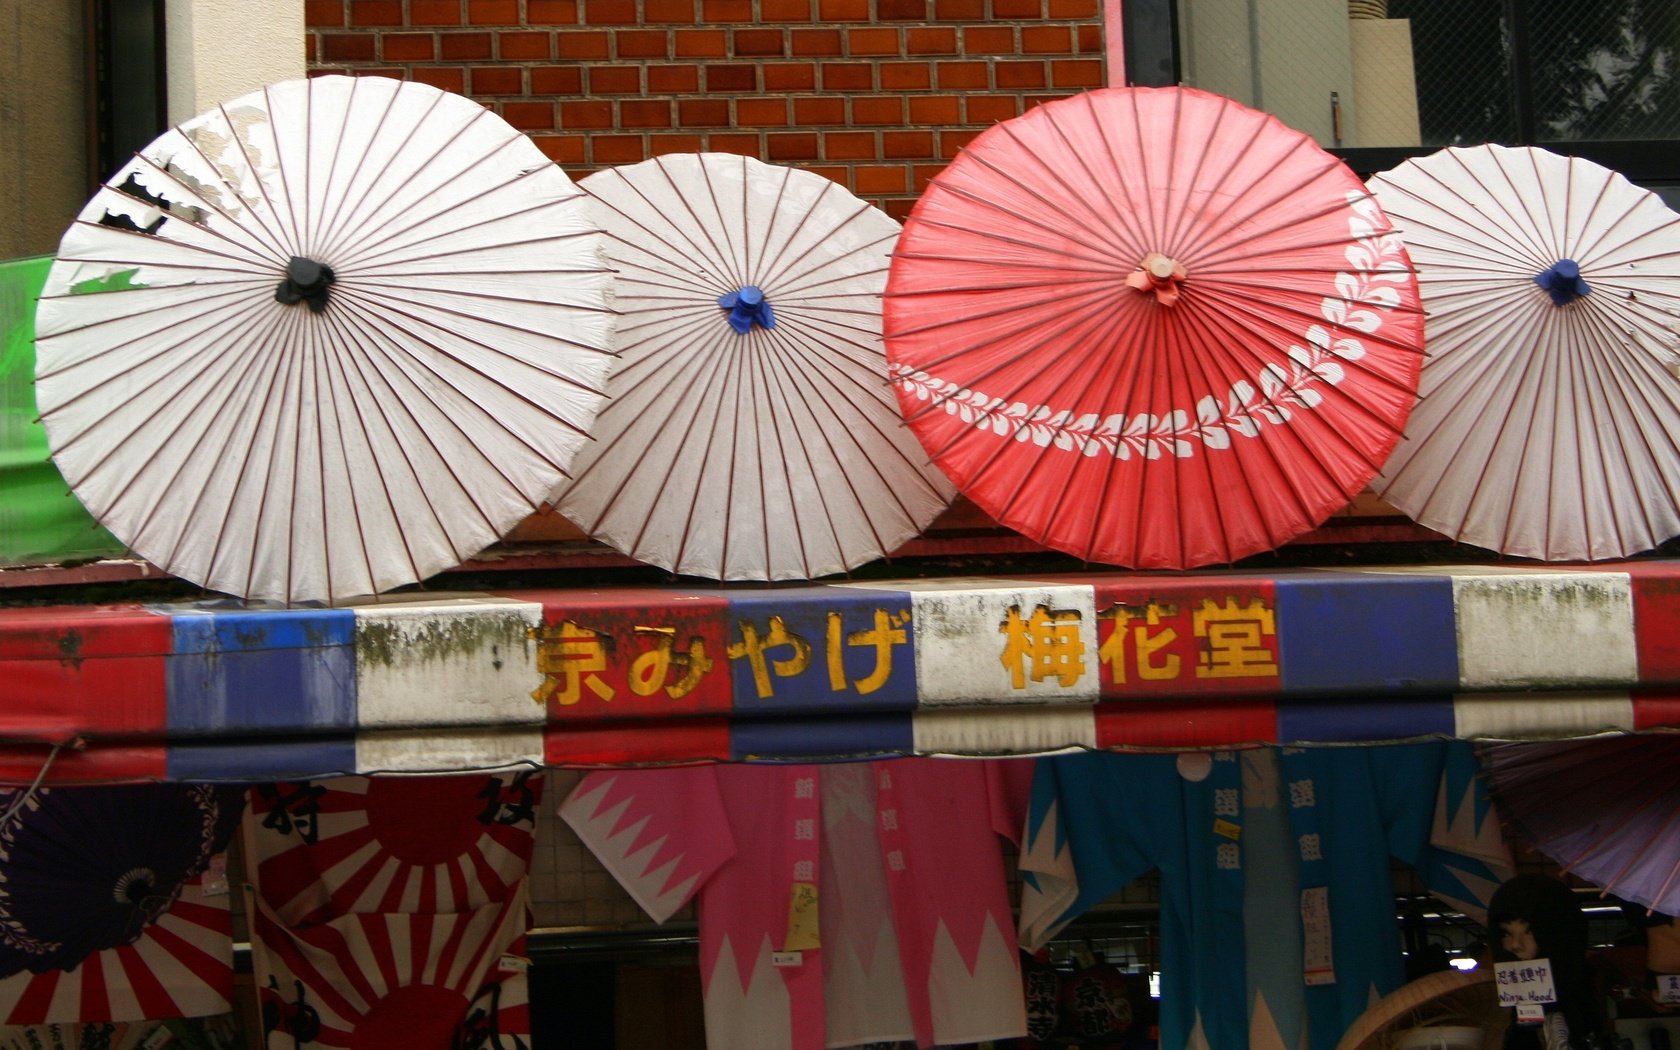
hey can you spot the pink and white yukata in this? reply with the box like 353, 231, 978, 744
560, 758, 1032, 1049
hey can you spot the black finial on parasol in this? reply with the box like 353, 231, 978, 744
276, 256, 336, 313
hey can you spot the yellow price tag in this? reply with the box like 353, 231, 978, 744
784, 881, 820, 951
1213, 818, 1242, 841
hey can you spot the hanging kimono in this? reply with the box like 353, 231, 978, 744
1018, 743, 1513, 1050
560, 758, 1032, 1050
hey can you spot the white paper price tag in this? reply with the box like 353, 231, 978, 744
139, 1025, 174, 1050
1301, 887, 1336, 986
1654, 973, 1680, 1004
1494, 958, 1557, 1007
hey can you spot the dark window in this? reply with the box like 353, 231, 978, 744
1143, 0, 1680, 182
87, 0, 169, 188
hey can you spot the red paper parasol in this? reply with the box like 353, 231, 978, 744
1482, 736, 1680, 915
885, 86, 1425, 568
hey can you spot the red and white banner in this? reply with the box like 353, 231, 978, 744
251, 888, 528, 1050
0, 872, 232, 1026
246, 773, 541, 925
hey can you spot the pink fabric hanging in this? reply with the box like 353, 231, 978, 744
561, 758, 1030, 1049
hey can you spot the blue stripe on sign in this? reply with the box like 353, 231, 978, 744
1276, 696, 1456, 743
168, 609, 358, 732
721, 586, 918, 715
1275, 572, 1458, 694
731, 713, 914, 761
166, 736, 357, 781
169, 606, 356, 652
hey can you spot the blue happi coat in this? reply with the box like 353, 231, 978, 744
1018, 743, 1512, 1050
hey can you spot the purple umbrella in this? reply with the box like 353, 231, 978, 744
0, 783, 244, 976
1482, 737, 1680, 914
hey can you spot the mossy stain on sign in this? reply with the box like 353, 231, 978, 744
355, 611, 531, 670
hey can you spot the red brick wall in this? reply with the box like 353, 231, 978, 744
304, 0, 1106, 219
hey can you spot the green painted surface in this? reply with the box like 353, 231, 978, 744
355, 608, 534, 670
0, 255, 125, 567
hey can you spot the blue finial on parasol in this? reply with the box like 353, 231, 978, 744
1534, 259, 1590, 306
718, 285, 775, 334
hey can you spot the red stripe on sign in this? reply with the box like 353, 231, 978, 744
431, 913, 463, 988
373, 864, 409, 916
0, 743, 165, 785
255, 910, 356, 1025
1633, 691, 1680, 731
419, 864, 439, 916
417, 913, 446, 987
1095, 699, 1278, 749
0, 607, 170, 738
545, 719, 731, 765
1627, 562, 1680, 684
522, 590, 733, 721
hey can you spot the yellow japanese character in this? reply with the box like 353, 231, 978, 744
1193, 598, 1279, 679
666, 637, 714, 698
1097, 602, 1181, 684
999, 604, 1086, 689
530, 621, 615, 706
825, 608, 910, 694
727, 616, 812, 699
628, 626, 716, 699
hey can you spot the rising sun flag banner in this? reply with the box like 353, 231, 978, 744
245, 774, 539, 1049
250, 889, 529, 1050
244, 773, 541, 926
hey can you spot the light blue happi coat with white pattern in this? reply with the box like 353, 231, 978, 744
1017, 743, 1512, 1050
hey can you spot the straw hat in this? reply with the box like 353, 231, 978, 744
1336, 970, 1509, 1050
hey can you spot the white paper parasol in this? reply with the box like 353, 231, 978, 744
1483, 736, 1680, 916
34, 75, 616, 603
553, 153, 955, 581
1368, 145, 1680, 561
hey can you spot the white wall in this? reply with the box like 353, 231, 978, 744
1178, 0, 1359, 147
166, 0, 306, 124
